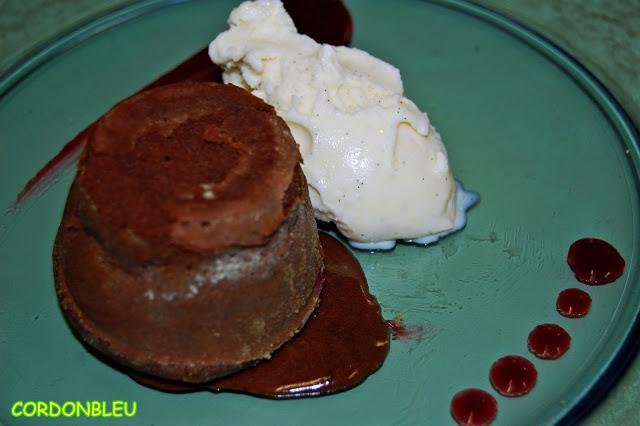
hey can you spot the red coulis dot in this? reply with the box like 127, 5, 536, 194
489, 355, 537, 397
450, 389, 497, 426
528, 324, 571, 360
567, 238, 625, 285
557, 288, 592, 318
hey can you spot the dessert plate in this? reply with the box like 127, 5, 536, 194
1, 0, 638, 425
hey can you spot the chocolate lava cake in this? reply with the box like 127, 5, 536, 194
53, 82, 323, 383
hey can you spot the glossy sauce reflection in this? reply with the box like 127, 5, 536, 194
132, 233, 390, 398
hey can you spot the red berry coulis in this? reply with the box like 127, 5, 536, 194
527, 324, 571, 360
450, 389, 497, 426
567, 238, 625, 285
556, 288, 592, 318
489, 355, 537, 397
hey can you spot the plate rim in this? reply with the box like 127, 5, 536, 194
1, 0, 639, 424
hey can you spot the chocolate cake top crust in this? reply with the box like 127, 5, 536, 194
76, 82, 301, 264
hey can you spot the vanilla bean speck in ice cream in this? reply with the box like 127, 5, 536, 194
209, 0, 477, 249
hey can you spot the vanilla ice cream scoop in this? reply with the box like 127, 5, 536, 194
209, 0, 477, 247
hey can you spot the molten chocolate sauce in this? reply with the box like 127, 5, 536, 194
450, 389, 497, 426
557, 288, 592, 318
567, 238, 625, 285
527, 324, 571, 360
131, 233, 389, 398
489, 355, 537, 397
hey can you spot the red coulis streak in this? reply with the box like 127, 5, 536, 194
489, 355, 537, 397
13, 128, 89, 209
12, 0, 352, 210
567, 238, 625, 285
557, 288, 592, 318
11, 50, 221, 211
450, 389, 497, 426
527, 324, 571, 360
385, 318, 424, 340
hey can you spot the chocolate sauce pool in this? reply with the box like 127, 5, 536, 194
131, 233, 389, 398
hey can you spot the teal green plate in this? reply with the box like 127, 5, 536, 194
1, 1, 639, 425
